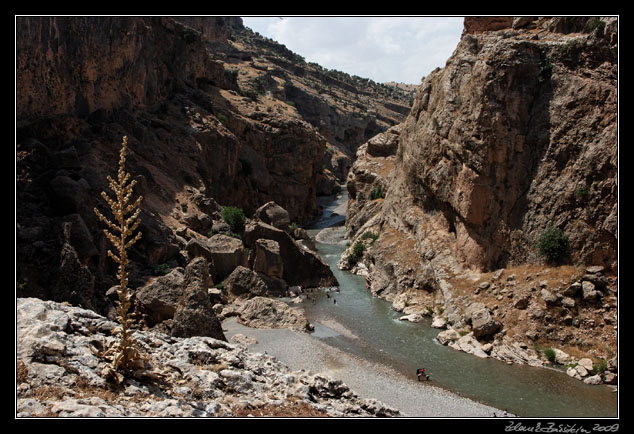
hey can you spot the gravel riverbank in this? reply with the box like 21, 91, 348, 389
223, 317, 504, 417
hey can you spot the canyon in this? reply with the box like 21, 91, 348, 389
15, 16, 618, 417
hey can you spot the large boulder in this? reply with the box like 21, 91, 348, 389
243, 221, 338, 288
253, 238, 284, 279
135, 268, 185, 325
171, 258, 226, 341
205, 234, 248, 282
253, 201, 291, 231
224, 266, 269, 299
236, 296, 312, 332
465, 302, 501, 339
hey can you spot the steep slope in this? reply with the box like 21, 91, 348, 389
342, 17, 618, 373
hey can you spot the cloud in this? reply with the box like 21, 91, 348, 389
242, 16, 464, 84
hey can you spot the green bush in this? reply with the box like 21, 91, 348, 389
594, 358, 608, 374
543, 347, 556, 363
538, 57, 553, 83
222, 206, 246, 233
361, 231, 379, 245
155, 263, 170, 276
537, 226, 568, 263
369, 185, 385, 200
346, 241, 366, 267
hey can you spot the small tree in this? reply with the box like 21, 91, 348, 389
94, 136, 150, 384
222, 206, 246, 233
537, 226, 568, 264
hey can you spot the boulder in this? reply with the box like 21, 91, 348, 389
431, 316, 448, 329
224, 266, 269, 299
603, 371, 617, 385
448, 333, 489, 359
541, 288, 559, 305
136, 268, 185, 324
583, 375, 603, 385
253, 239, 284, 279
205, 234, 248, 282
185, 238, 216, 271
399, 313, 423, 323
171, 258, 226, 341
465, 302, 501, 338
563, 282, 582, 297
578, 358, 595, 374
244, 221, 337, 288
253, 201, 291, 231
581, 281, 599, 301
436, 329, 460, 345
553, 348, 574, 365
366, 125, 400, 157
236, 296, 312, 332
513, 292, 531, 309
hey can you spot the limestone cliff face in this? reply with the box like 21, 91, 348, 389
345, 17, 617, 301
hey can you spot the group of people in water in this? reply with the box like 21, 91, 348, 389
284, 286, 339, 305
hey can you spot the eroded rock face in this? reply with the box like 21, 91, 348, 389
347, 17, 617, 281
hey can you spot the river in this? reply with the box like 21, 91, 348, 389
226, 187, 618, 418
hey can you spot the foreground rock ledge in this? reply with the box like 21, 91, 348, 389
16, 297, 399, 417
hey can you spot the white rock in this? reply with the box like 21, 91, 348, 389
583, 374, 603, 385
578, 358, 595, 374
399, 313, 423, 323
431, 316, 448, 329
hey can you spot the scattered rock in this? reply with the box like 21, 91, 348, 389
16, 297, 399, 417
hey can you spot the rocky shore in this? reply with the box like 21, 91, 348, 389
16, 297, 400, 417
222, 318, 505, 417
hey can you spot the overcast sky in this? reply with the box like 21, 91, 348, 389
241, 16, 465, 85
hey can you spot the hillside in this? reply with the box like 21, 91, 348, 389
16, 16, 411, 317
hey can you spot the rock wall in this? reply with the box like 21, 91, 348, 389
346, 16, 617, 278
341, 16, 618, 371
15, 16, 331, 316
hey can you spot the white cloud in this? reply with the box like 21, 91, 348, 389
241, 16, 464, 84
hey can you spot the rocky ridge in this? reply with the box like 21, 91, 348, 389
341, 17, 617, 385
16, 297, 399, 417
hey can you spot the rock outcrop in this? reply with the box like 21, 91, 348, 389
16, 297, 399, 417
235, 296, 313, 332
244, 221, 338, 288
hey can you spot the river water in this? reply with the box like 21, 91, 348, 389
300, 188, 618, 418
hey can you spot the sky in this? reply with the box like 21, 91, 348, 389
241, 16, 465, 85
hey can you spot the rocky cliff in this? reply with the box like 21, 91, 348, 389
16, 16, 406, 319
342, 17, 618, 377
